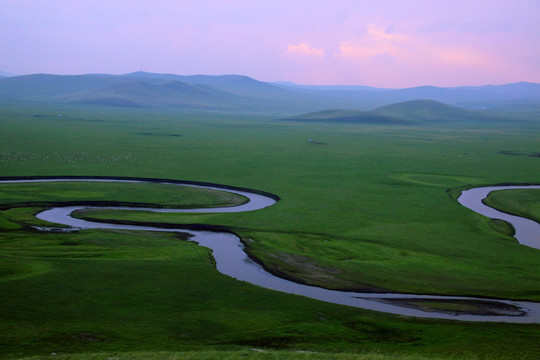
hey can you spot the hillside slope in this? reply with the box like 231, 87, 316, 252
374, 99, 492, 121
58, 79, 241, 109
285, 109, 410, 124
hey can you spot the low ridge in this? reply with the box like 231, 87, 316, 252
374, 99, 478, 121
285, 109, 411, 124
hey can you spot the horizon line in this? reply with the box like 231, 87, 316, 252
0, 70, 538, 90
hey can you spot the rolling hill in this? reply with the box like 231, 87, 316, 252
276, 81, 540, 110
58, 79, 241, 109
285, 109, 410, 124
374, 99, 480, 121
0, 72, 331, 112
125, 71, 290, 99
286, 99, 519, 125
0, 74, 119, 99
0, 72, 539, 115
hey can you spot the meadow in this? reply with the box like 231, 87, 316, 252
485, 189, 540, 224
0, 101, 539, 359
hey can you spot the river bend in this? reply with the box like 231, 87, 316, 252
1, 178, 539, 323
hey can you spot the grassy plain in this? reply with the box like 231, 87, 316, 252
10, 349, 479, 360
0, 181, 247, 209
484, 189, 540, 224
1, 101, 540, 359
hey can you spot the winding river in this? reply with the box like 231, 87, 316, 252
1, 178, 539, 323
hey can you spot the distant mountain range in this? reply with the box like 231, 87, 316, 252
0, 71, 538, 115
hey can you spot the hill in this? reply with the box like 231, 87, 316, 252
125, 72, 289, 99
374, 99, 491, 121
59, 79, 241, 109
0, 73, 332, 113
0, 74, 122, 99
285, 109, 411, 124
0, 72, 539, 114
277, 81, 540, 110
286, 99, 518, 125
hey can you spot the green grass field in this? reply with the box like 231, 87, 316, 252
9, 349, 483, 360
484, 189, 540, 224
1, 102, 540, 359
0, 181, 247, 209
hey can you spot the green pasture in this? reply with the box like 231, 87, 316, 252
0, 181, 247, 209
0, 102, 540, 359
484, 189, 540, 224
8, 349, 486, 360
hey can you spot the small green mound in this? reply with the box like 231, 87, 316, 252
488, 218, 515, 237
374, 100, 476, 121
285, 110, 410, 125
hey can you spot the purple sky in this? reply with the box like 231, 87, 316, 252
1, 0, 539, 87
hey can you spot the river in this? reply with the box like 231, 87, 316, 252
1, 177, 539, 323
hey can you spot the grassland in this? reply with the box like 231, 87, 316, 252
484, 189, 540, 224
9, 349, 481, 360
1, 101, 540, 359
0, 181, 247, 210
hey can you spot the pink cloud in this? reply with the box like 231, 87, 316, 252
285, 43, 325, 57
330, 23, 506, 86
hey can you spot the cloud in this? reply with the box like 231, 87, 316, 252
335, 23, 495, 68
336, 24, 407, 59
285, 43, 324, 56
327, 22, 510, 86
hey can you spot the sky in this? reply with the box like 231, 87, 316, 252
1, 0, 539, 87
